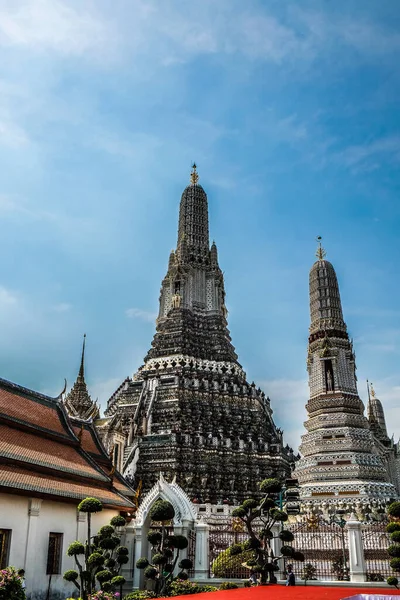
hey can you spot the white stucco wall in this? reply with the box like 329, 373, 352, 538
0, 492, 121, 600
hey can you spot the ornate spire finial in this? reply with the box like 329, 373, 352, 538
190, 162, 199, 185
79, 334, 86, 380
370, 382, 376, 398
316, 236, 326, 260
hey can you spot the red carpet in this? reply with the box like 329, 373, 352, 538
180, 586, 400, 600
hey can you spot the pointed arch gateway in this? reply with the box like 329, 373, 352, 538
132, 474, 198, 589
135, 473, 197, 527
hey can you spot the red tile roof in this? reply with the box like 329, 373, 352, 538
0, 386, 68, 436
72, 425, 104, 457
0, 378, 135, 510
0, 424, 106, 481
0, 465, 134, 509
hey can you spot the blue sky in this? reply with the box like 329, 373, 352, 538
0, 0, 399, 450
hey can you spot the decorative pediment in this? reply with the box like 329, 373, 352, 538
135, 473, 196, 527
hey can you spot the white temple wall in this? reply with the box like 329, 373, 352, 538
0, 492, 121, 600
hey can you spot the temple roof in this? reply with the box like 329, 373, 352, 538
0, 377, 135, 509
63, 335, 100, 421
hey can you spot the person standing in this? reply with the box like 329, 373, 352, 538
286, 565, 295, 586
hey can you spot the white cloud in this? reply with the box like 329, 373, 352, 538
0, 286, 18, 306
260, 378, 308, 451
335, 135, 400, 172
126, 307, 157, 322
0, 119, 30, 148
87, 376, 123, 407
0, 0, 110, 58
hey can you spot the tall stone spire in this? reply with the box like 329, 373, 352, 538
295, 241, 395, 510
177, 163, 209, 260
146, 163, 237, 363
103, 167, 294, 503
367, 382, 388, 439
63, 335, 100, 420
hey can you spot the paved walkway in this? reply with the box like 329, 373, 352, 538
177, 585, 400, 600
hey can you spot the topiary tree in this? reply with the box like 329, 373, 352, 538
301, 562, 317, 585
387, 507, 400, 590
136, 500, 192, 596
225, 478, 304, 584
63, 497, 128, 600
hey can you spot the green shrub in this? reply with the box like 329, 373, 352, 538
152, 553, 167, 565
95, 569, 113, 583
242, 499, 258, 510
243, 538, 261, 550
149, 500, 175, 522
136, 557, 149, 569
220, 582, 238, 590
0, 567, 26, 600
243, 580, 251, 587
124, 591, 156, 600
293, 551, 305, 562
270, 509, 288, 522
387, 522, 400, 533
98, 525, 114, 538
111, 575, 126, 586
177, 572, 189, 580
77, 497, 103, 513
178, 558, 193, 569
259, 478, 281, 493
63, 570, 79, 582
229, 544, 243, 556
147, 530, 162, 545
87, 552, 104, 567
104, 558, 116, 569
388, 502, 400, 519
116, 555, 129, 565
388, 545, 400, 558
391, 531, 400, 543
169, 580, 217, 596
390, 557, 400, 571
67, 541, 85, 556
279, 530, 294, 542
99, 537, 118, 550
116, 546, 129, 556
281, 545, 294, 557
212, 548, 253, 577
387, 576, 399, 588
232, 507, 246, 518
144, 566, 158, 579
110, 515, 126, 527
167, 535, 188, 549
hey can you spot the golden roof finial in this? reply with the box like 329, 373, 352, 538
190, 162, 199, 185
370, 382, 376, 398
316, 236, 326, 260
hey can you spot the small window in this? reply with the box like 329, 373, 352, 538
0, 529, 11, 569
199, 507, 207, 512
47, 533, 63, 575
216, 508, 224, 513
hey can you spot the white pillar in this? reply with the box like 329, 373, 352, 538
133, 525, 144, 589
76, 510, 87, 542
194, 522, 209, 580
24, 498, 42, 598
120, 524, 135, 584
271, 524, 284, 580
347, 514, 367, 583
